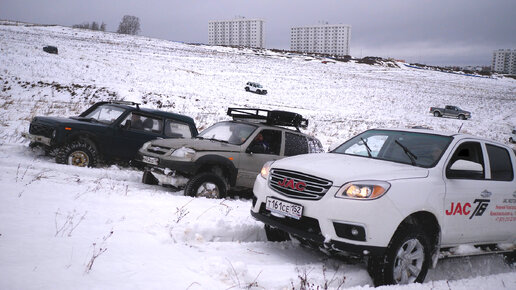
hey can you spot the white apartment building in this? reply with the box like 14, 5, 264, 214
290, 24, 351, 56
492, 49, 516, 74
208, 18, 264, 48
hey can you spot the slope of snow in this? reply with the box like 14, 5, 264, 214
0, 21, 515, 289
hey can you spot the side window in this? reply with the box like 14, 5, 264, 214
123, 113, 163, 133
446, 141, 485, 179
308, 137, 324, 153
247, 129, 281, 155
164, 119, 192, 138
285, 132, 308, 156
486, 144, 514, 181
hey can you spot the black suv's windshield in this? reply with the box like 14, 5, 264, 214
83, 105, 126, 124
198, 121, 257, 145
333, 130, 453, 168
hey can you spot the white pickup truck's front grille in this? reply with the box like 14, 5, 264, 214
269, 168, 333, 200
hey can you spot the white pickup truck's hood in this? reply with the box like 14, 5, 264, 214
271, 153, 429, 185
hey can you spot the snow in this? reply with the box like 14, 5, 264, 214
0, 21, 515, 289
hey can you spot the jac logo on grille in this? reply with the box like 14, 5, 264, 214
278, 178, 306, 191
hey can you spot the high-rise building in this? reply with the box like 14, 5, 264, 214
208, 18, 264, 48
492, 49, 516, 74
290, 24, 351, 56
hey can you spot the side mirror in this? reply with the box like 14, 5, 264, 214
449, 159, 483, 172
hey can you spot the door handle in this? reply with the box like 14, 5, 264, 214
480, 190, 492, 198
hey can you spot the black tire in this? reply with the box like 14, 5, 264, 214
256, 89, 261, 94
458, 114, 466, 120
368, 225, 431, 286
55, 141, 98, 167
503, 251, 515, 267
509, 137, 513, 143
184, 172, 227, 198
245, 87, 250, 92
433, 111, 441, 117
142, 170, 159, 185
262, 90, 267, 95
264, 225, 291, 242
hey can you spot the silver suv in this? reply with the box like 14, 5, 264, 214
136, 108, 324, 198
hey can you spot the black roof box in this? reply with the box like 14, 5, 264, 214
227, 108, 308, 131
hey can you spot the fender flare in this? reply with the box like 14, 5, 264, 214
194, 154, 238, 186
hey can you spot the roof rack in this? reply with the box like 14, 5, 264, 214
109, 100, 140, 109
227, 108, 308, 131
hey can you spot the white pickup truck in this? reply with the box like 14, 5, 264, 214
251, 128, 516, 286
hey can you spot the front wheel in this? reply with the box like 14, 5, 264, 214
458, 114, 466, 120
368, 226, 431, 286
184, 172, 227, 198
55, 141, 98, 167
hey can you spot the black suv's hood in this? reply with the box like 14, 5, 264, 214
151, 138, 240, 152
33, 116, 109, 128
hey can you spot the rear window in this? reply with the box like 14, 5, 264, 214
285, 132, 308, 156
486, 144, 514, 181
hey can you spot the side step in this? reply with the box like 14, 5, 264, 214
439, 244, 515, 259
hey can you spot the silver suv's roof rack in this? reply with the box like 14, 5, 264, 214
227, 108, 308, 131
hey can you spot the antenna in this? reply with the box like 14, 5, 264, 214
458, 123, 463, 133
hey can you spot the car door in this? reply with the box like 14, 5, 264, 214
112, 112, 164, 159
482, 142, 516, 242
442, 140, 500, 244
237, 129, 282, 188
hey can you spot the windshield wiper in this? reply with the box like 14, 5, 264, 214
208, 138, 229, 144
360, 137, 372, 157
395, 140, 418, 166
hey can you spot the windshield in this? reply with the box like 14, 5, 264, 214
198, 121, 257, 145
333, 130, 453, 168
84, 105, 126, 124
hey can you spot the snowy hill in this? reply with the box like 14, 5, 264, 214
0, 21, 515, 289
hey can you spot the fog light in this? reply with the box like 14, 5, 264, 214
351, 227, 359, 236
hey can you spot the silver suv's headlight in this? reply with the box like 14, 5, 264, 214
335, 181, 391, 200
260, 161, 275, 179
141, 141, 153, 151
169, 147, 196, 159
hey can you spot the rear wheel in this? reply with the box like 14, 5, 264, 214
458, 114, 466, 120
433, 111, 441, 117
55, 141, 98, 167
184, 172, 227, 198
368, 225, 431, 286
264, 225, 291, 242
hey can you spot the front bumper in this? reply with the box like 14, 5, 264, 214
135, 152, 199, 185
22, 132, 52, 146
251, 175, 402, 257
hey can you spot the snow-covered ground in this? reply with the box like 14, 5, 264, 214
0, 21, 515, 289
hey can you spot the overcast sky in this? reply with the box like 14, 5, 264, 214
2, 0, 515, 66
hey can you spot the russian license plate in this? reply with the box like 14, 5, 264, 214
266, 197, 303, 220
142, 155, 159, 165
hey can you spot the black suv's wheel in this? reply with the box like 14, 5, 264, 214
264, 225, 291, 242
184, 172, 227, 198
368, 225, 431, 286
142, 170, 159, 185
55, 141, 98, 167
433, 111, 441, 117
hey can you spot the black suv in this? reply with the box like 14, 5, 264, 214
22, 101, 198, 167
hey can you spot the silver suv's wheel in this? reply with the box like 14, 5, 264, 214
184, 172, 227, 198
433, 111, 441, 117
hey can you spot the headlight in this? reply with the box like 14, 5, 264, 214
169, 147, 196, 159
141, 141, 153, 150
335, 181, 390, 200
260, 161, 274, 179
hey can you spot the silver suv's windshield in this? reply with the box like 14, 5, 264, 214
333, 130, 453, 168
197, 121, 257, 145
84, 105, 126, 124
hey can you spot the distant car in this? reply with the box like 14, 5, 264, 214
430, 105, 471, 120
510, 128, 516, 143
245, 82, 267, 95
43, 45, 58, 54
22, 101, 198, 167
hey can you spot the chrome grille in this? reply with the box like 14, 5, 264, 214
147, 145, 171, 155
269, 168, 333, 200
29, 123, 54, 138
